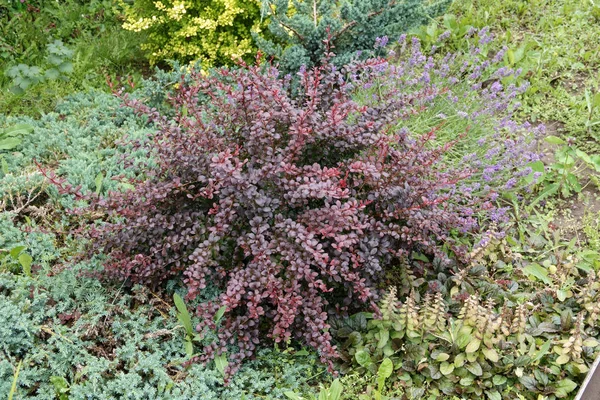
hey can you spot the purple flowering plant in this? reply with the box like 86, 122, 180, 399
372, 31, 543, 221
47, 31, 541, 376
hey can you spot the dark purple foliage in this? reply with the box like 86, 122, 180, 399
78, 37, 538, 374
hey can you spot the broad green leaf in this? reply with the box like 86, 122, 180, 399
4, 124, 33, 135
492, 375, 507, 385
173, 293, 193, 335
184, 339, 193, 356
466, 361, 483, 376
329, 379, 342, 400
47, 54, 63, 66
318, 388, 327, 400
507, 49, 515, 65
214, 305, 227, 324
576, 149, 592, 164
284, 392, 302, 400
294, 349, 310, 357
514, 355, 532, 367
519, 376, 537, 391
443, 14, 458, 30
545, 135, 565, 145
0, 137, 21, 150
45, 68, 60, 80
529, 160, 545, 173
459, 376, 474, 386
9, 246, 26, 259
355, 350, 371, 367
522, 263, 551, 284
426, 23, 437, 39
19, 253, 32, 277
95, 172, 104, 195
486, 390, 501, 400
532, 341, 552, 362
440, 362, 454, 375
377, 329, 389, 349
555, 378, 577, 398
534, 369, 549, 386
555, 354, 570, 365
583, 338, 599, 347
58, 62, 73, 74
557, 289, 567, 302
566, 173, 581, 192
412, 252, 429, 262
214, 353, 228, 377
435, 352, 450, 362
378, 358, 393, 379
454, 353, 466, 368
482, 347, 499, 362
465, 338, 481, 353
50, 376, 69, 390
456, 329, 472, 349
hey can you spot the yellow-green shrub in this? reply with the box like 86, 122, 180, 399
118, 0, 266, 66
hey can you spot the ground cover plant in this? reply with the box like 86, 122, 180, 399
1, 0, 600, 399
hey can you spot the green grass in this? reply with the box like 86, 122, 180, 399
0, 0, 147, 116
413, 0, 600, 151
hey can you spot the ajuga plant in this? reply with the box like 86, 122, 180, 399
254, 0, 451, 73
58, 32, 539, 375
117, 0, 266, 66
334, 234, 600, 400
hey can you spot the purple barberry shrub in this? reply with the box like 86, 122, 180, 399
80, 35, 538, 374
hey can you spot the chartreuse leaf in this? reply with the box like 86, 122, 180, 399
214, 305, 227, 324
486, 390, 501, 400
482, 347, 499, 362
95, 172, 104, 195
377, 358, 393, 392
532, 341, 552, 362
545, 135, 565, 145
18, 253, 32, 277
555, 354, 570, 365
440, 362, 454, 375
0, 137, 21, 150
4, 123, 33, 136
173, 293, 193, 335
329, 379, 343, 400
377, 329, 389, 349
9, 246, 26, 259
355, 350, 372, 367
493, 375, 507, 385
184, 339, 193, 357
522, 263, 552, 284
8, 360, 22, 400
465, 338, 481, 353
555, 378, 577, 398
215, 353, 228, 377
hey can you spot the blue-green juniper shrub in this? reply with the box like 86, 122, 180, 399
255, 0, 451, 73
